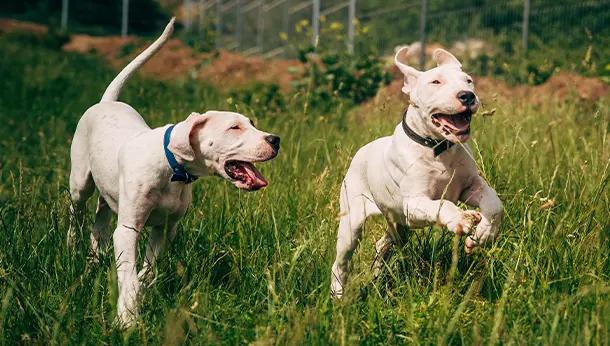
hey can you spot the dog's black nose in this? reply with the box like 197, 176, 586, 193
265, 135, 280, 150
457, 91, 476, 106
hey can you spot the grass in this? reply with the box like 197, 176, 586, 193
0, 35, 609, 345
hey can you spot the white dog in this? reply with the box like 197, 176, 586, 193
68, 18, 280, 326
330, 47, 503, 298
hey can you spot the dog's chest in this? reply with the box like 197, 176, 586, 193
423, 166, 468, 201
417, 153, 477, 201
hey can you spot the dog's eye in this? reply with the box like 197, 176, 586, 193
229, 125, 241, 131
467, 79, 473, 84
431, 80, 441, 85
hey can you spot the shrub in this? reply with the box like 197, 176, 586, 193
290, 20, 391, 112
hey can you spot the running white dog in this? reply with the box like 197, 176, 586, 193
330, 47, 503, 298
68, 18, 280, 326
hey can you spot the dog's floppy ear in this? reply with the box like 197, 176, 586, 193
394, 47, 422, 94
168, 112, 209, 162
433, 48, 462, 68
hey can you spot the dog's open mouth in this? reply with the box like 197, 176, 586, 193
432, 109, 473, 142
224, 160, 268, 191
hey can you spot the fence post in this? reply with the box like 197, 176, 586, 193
522, 0, 530, 56
282, 0, 290, 57
347, 0, 356, 53
312, 0, 320, 47
199, 0, 206, 33
236, 0, 242, 50
60, 0, 68, 31
121, 0, 129, 37
419, 0, 427, 70
216, 0, 222, 48
184, 0, 192, 33
257, 0, 265, 55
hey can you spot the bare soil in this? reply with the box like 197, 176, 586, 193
1, 18, 607, 103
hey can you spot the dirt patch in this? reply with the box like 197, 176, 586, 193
363, 69, 608, 116
64, 35, 203, 78
196, 50, 302, 89
0, 19, 48, 35
1, 19, 303, 89
62, 32, 302, 89
532, 72, 609, 102
2, 19, 607, 103
64, 34, 140, 59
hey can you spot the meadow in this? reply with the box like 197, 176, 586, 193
0, 35, 609, 345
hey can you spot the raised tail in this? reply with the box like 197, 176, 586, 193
100, 17, 175, 102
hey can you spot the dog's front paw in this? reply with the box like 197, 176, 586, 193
465, 219, 497, 254
447, 210, 481, 236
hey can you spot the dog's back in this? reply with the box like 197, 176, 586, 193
70, 18, 176, 211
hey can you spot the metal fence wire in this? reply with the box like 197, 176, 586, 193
61, 0, 610, 68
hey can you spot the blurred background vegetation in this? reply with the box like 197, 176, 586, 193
1, 0, 609, 89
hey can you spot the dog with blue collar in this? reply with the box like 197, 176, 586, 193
67, 18, 280, 327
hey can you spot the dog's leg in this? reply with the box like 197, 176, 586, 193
68, 167, 95, 247
114, 222, 141, 328
90, 196, 113, 259
403, 197, 481, 236
138, 221, 178, 283
113, 192, 155, 328
460, 176, 503, 253
373, 233, 393, 279
373, 222, 409, 279
331, 182, 381, 298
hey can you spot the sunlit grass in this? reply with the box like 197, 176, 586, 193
0, 37, 609, 345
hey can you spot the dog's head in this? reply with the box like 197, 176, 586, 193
395, 47, 480, 142
168, 111, 280, 191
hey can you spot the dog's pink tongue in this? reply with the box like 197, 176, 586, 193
438, 114, 469, 131
243, 163, 268, 188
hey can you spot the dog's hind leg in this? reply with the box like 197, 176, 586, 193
90, 196, 113, 259
331, 180, 381, 298
68, 166, 95, 247
138, 221, 178, 283
373, 222, 409, 279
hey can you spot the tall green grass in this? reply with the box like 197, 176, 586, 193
0, 37, 609, 345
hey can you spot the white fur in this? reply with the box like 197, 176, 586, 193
68, 18, 279, 327
330, 47, 503, 298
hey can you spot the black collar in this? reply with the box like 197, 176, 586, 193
401, 110, 455, 157
164, 125, 199, 184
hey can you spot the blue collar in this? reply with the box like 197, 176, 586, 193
164, 125, 198, 184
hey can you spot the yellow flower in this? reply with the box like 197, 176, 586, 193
352, 18, 359, 25
296, 25, 302, 33
606, 63, 610, 71
362, 26, 369, 33
279, 32, 288, 40
330, 22, 342, 31
299, 19, 309, 26
320, 15, 326, 23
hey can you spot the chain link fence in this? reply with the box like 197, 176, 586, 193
56, 0, 609, 69
172, 0, 610, 57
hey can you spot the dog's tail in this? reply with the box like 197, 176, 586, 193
101, 17, 175, 103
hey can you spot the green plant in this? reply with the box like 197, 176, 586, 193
291, 21, 391, 112
226, 83, 286, 117
181, 19, 217, 54
3, 25, 70, 50
119, 42, 139, 58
